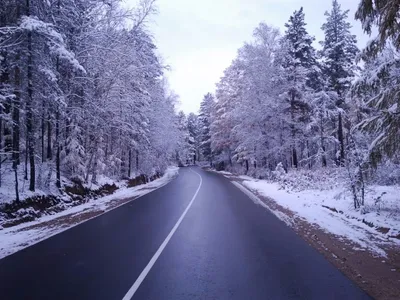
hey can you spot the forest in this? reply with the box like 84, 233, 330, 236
0, 0, 399, 223
0, 1, 399, 297
0, 0, 195, 207
186, 0, 400, 210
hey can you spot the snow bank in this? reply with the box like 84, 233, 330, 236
241, 179, 400, 257
0, 166, 179, 259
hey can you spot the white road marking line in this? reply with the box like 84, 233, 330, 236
122, 168, 203, 300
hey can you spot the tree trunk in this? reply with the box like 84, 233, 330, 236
14, 165, 19, 202
0, 106, 2, 187
292, 147, 298, 169
47, 114, 52, 160
228, 148, 232, 166
120, 149, 125, 178
41, 104, 45, 162
104, 134, 108, 160
322, 145, 327, 167
320, 116, 327, 167
136, 150, 139, 170
128, 149, 132, 178
0, 44, 9, 188
27, 26, 35, 191
24, 0, 35, 191
12, 66, 20, 167
56, 109, 61, 188
11, 4, 22, 201
65, 116, 70, 156
2, 64, 12, 153
338, 112, 345, 166
24, 134, 28, 180
12, 60, 21, 202
290, 92, 298, 168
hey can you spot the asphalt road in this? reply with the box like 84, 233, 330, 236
0, 167, 371, 300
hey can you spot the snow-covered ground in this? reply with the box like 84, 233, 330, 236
0, 166, 179, 259
0, 162, 65, 204
238, 178, 399, 257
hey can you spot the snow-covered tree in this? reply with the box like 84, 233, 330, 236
355, 0, 400, 51
354, 0, 400, 168
211, 61, 242, 168
320, 0, 359, 165
280, 7, 317, 168
176, 111, 194, 166
187, 113, 199, 164
0, 0, 181, 201
198, 93, 214, 164
353, 45, 400, 167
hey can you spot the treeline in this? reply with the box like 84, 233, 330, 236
0, 0, 182, 201
192, 0, 400, 207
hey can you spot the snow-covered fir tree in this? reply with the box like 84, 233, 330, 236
353, 44, 400, 168
320, 0, 359, 165
187, 113, 199, 164
198, 93, 214, 164
354, 0, 400, 168
280, 7, 318, 168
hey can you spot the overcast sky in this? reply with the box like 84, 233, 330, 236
127, 0, 369, 114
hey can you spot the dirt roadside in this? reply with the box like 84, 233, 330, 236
226, 175, 400, 300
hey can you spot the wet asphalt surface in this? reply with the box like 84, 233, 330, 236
0, 167, 371, 299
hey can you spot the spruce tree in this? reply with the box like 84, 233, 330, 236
281, 7, 317, 168
320, 0, 358, 165
198, 93, 214, 164
356, 0, 400, 50
354, 0, 400, 166
187, 113, 199, 164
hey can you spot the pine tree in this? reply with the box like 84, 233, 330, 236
281, 7, 317, 168
198, 93, 214, 164
187, 113, 199, 164
353, 45, 400, 167
354, 0, 400, 166
356, 0, 400, 51
211, 62, 242, 169
320, 0, 359, 165
176, 111, 192, 166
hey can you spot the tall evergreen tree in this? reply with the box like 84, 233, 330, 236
320, 0, 359, 165
353, 45, 400, 167
281, 7, 317, 168
187, 113, 199, 164
198, 93, 214, 164
354, 0, 400, 166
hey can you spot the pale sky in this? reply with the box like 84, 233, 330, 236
127, 0, 369, 114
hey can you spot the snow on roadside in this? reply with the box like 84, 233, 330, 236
240, 179, 400, 257
0, 166, 179, 259
216, 171, 233, 176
